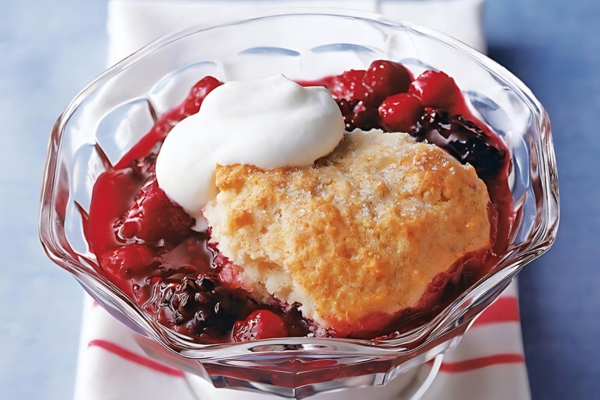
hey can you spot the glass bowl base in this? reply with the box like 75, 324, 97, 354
183, 355, 442, 400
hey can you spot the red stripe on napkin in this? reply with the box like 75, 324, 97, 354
472, 297, 520, 326
88, 340, 184, 377
439, 353, 525, 373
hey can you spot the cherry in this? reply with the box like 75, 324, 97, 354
181, 76, 223, 116
233, 310, 288, 342
359, 60, 412, 106
352, 101, 379, 131
409, 70, 461, 109
100, 244, 158, 279
328, 70, 366, 103
378, 93, 424, 132
118, 181, 194, 245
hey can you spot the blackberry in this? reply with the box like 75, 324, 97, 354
149, 275, 237, 339
409, 108, 506, 178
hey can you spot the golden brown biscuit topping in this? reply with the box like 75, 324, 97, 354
204, 130, 492, 336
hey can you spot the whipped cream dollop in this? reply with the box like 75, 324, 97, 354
156, 75, 345, 231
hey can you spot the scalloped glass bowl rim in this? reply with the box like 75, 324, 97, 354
40, 9, 559, 359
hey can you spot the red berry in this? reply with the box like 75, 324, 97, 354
378, 93, 424, 132
120, 181, 194, 245
328, 70, 366, 102
409, 70, 461, 109
181, 76, 222, 116
352, 101, 379, 130
100, 244, 158, 278
337, 99, 357, 131
233, 310, 288, 342
359, 60, 412, 106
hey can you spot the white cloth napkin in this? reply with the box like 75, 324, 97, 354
74, 1, 531, 399
106, 0, 488, 62
75, 285, 530, 400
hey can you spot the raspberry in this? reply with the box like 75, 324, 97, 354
328, 70, 366, 102
181, 76, 223, 116
233, 310, 288, 342
100, 244, 158, 279
118, 181, 194, 245
409, 70, 461, 109
359, 60, 412, 106
378, 93, 424, 132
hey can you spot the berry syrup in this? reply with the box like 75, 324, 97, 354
84, 61, 514, 343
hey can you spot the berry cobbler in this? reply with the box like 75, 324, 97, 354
84, 60, 514, 343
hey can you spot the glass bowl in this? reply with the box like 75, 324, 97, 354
39, 10, 559, 399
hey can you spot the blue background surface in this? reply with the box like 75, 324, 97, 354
0, 0, 598, 399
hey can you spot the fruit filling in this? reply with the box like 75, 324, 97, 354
84, 60, 514, 343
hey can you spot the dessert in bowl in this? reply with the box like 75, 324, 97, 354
87, 63, 511, 343
39, 11, 558, 397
